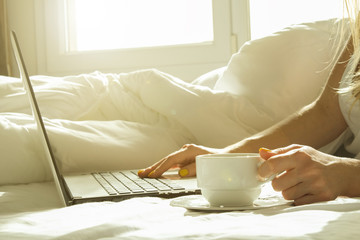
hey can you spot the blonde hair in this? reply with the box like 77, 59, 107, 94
342, 0, 360, 102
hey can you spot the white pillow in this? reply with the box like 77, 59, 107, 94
191, 67, 226, 88
214, 18, 348, 120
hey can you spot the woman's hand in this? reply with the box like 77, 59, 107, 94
138, 144, 220, 178
258, 144, 360, 205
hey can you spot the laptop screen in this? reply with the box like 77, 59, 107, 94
10, 31, 68, 206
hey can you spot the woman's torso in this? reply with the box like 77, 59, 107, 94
339, 57, 360, 158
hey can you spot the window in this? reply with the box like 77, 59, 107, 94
13, 0, 346, 78
36, 0, 239, 80
249, 0, 344, 40
66, 0, 214, 52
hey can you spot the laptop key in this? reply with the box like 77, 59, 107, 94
129, 170, 185, 191
133, 180, 157, 192
158, 179, 185, 191
122, 171, 140, 180
144, 178, 172, 191
100, 173, 131, 194
112, 172, 145, 193
93, 173, 118, 195
126, 171, 170, 191
121, 171, 158, 192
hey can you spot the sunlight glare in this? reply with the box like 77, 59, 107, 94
250, 0, 344, 40
68, 0, 213, 51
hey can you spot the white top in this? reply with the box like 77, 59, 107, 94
339, 57, 360, 159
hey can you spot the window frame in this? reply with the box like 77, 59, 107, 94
34, 0, 249, 78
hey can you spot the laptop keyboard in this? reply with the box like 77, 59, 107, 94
92, 171, 185, 195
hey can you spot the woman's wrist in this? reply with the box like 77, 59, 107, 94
335, 157, 360, 197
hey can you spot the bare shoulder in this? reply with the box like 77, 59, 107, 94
317, 38, 353, 112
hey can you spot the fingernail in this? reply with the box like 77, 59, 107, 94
147, 170, 155, 177
137, 169, 145, 175
179, 169, 189, 177
259, 147, 271, 152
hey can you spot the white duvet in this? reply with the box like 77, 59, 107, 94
0, 19, 347, 185
0, 69, 279, 184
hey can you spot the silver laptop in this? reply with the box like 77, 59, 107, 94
10, 30, 200, 207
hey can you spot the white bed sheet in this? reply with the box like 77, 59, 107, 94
1, 182, 360, 240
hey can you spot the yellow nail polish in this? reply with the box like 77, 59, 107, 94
259, 147, 271, 152
148, 170, 155, 177
137, 169, 145, 175
179, 169, 189, 177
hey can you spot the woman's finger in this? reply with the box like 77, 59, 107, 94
258, 151, 298, 178
293, 194, 322, 206
145, 144, 211, 178
137, 148, 187, 178
278, 169, 337, 204
137, 162, 163, 178
178, 162, 196, 178
258, 144, 305, 178
137, 145, 191, 178
137, 151, 182, 178
259, 144, 303, 160
271, 168, 301, 192
281, 181, 309, 201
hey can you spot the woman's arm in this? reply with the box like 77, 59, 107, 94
225, 39, 352, 153
138, 39, 352, 179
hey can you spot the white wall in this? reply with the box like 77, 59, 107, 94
7, 0, 38, 77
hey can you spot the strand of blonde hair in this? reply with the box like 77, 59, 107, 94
343, 0, 360, 102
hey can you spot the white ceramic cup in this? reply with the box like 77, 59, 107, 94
196, 153, 270, 207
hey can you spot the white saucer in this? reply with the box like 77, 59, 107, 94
170, 195, 292, 211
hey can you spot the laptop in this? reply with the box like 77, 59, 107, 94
10, 31, 200, 207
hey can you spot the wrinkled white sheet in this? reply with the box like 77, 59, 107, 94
0, 19, 347, 185
0, 67, 344, 185
0, 182, 360, 240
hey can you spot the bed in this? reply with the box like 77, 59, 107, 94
1, 18, 360, 239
